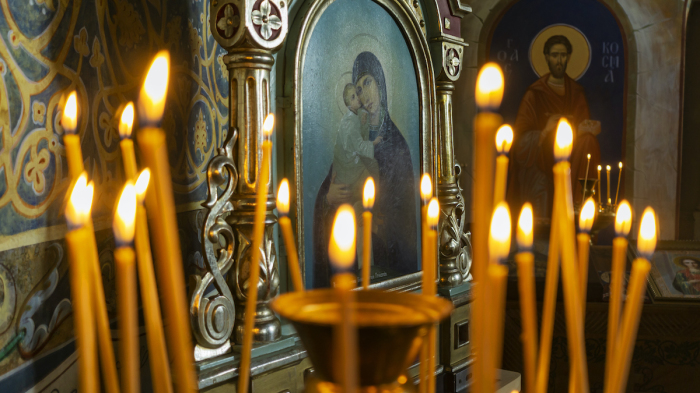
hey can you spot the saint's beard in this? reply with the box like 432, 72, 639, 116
549, 61, 568, 78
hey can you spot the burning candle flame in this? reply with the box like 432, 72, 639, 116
135, 169, 150, 204
619, 162, 623, 169
554, 118, 573, 161
65, 173, 93, 228
420, 174, 432, 203
475, 63, 504, 111
277, 179, 290, 215
363, 177, 375, 210
119, 102, 135, 139
329, 204, 356, 269
517, 202, 533, 250
114, 182, 137, 245
489, 202, 511, 262
263, 114, 274, 138
138, 51, 170, 126
62, 91, 78, 134
427, 198, 440, 228
606, 165, 611, 172
615, 200, 632, 237
495, 125, 514, 154
579, 198, 596, 233
637, 207, 657, 259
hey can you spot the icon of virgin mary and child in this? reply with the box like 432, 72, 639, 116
312, 52, 418, 288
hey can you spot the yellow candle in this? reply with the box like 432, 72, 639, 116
120, 102, 139, 180
553, 119, 589, 393
581, 154, 591, 203
425, 199, 440, 393
493, 125, 513, 205
419, 174, 432, 393
238, 114, 275, 393
515, 203, 537, 393
606, 165, 611, 205
615, 162, 623, 206
65, 175, 99, 393
134, 170, 173, 393
488, 202, 511, 376
329, 205, 358, 392
607, 208, 656, 393
114, 182, 140, 393
597, 165, 602, 206
578, 198, 596, 313
362, 178, 375, 290
137, 51, 196, 393
61, 91, 83, 180
604, 200, 632, 391
276, 179, 304, 292
473, 63, 504, 393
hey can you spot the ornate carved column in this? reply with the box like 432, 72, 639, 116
190, 0, 288, 360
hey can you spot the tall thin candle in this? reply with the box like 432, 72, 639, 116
582, 154, 591, 204
419, 174, 432, 393
488, 202, 511, 375
362, 177, 375, 289
597, 165, 602, 206
493, 125, 513, 204
606, 165, 611, 205
277, 179, 304, 292
61, 91, 83, 180
515, 203, 537, 393
615, 162, 623, 205
426, 198, 440, 393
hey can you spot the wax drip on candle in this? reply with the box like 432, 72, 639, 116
579, 198, 596, 234
476, 63, 504, 111
65, 173, 93, 230
119, 102, 135, 140
495, 125, 513, 155
135, 169, 151, 205
329, 205, 356, 273
277, 179, 290, 215
615, 201, 632, 237
420, 174, 432, 204
138, 51, 170, 126
114, 182, 137, 247
554, 118, 573, 162
62, 91, 78, 134
637, 207, 657, 260
427, 198, 440, 229
489, 202, 512, 263
363, 177, 375, 211
517, 203, 533, 251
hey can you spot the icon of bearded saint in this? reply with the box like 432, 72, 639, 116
194, 109, 207, 157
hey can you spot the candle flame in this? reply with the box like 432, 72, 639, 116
420, 174, 432, 203
489, 202, 511, 261
495, 125, 514, 154
138, 51, 170, 125
427, 198, 440, 228
587, 154, 591, 160
262, 114, 274, 137
517, 202, 533, 250
61, 91, 78, 134
363, 177, 375, 210
65, 173, 93, 228
119, 102, 135, 139
277, 178, 290, 215
329, 204, 356, 269
606, 165, 611, 172
598, 165, 602, 171
579, 198, 596, 233
114, 182, 137, 245
475, 63, 504, 111
619, 162, 623, 169
615, 200, 632, 236
554, 118, 573, 161
637, 207, 657, 259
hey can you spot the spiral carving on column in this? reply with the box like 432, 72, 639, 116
190, 129, 239, 348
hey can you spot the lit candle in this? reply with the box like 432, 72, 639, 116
329, 205, 358, 393
419, 174, 432, 393
493, 125, 513, 204
578, 197, 596, 313
604, 200, 632, 390
607, 208, 655, 393
61, 91, 83, 180
277, 179, 304, 292
65, 174, 99, 393
426, 198, 440, 393
473, 63, 504, 393
515, 203, 537, 393
488, 202, 511, 377
136, 51, 196, 393
582, 154, 591, 204
606, 165, 611, 205
553, 118, 589, 393
114, 182, 139, 393
119, 102, 138, 180
238, 114, 275, 393
615, 162, 623, 206
362, 177, 375, 289
134, 170, 173, 393
597, 165, 602, 206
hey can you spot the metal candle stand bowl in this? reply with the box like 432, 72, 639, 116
271, 289, 453, 392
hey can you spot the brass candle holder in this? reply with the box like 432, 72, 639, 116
271, 289, 453, 392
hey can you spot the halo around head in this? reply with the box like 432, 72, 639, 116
529, 24, 591, 81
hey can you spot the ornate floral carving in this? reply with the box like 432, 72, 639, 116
446, 48, 460, 76
252, 0, 282, 40
23, 146, 50, 194
216, 4, 240, 38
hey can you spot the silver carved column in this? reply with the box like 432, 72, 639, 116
190, 0, 288, 360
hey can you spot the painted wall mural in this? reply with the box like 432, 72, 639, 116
0, 0, 227, 388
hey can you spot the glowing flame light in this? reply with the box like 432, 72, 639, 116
554, 118, 573, 161
579, 198, 596, 233
62, 91, 78, 134
329, 205, 356, 269
489, 202, 511, 262
475, 63, 504, 111
615, 200, 632, 237
427, 198, 440, 228
363, 177, 375, 210
65, 173, 93, 228
495, 125, 514, 154
277, 179, 290, 215
637, 207, 657, 259
134, 169, 151, 204
262, 114, 274, 137
114, 182, 137, 245
517, 203, 533, 250
119, 102, 135, 139
138, 51, 170, 125
420, 174, 432, 203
